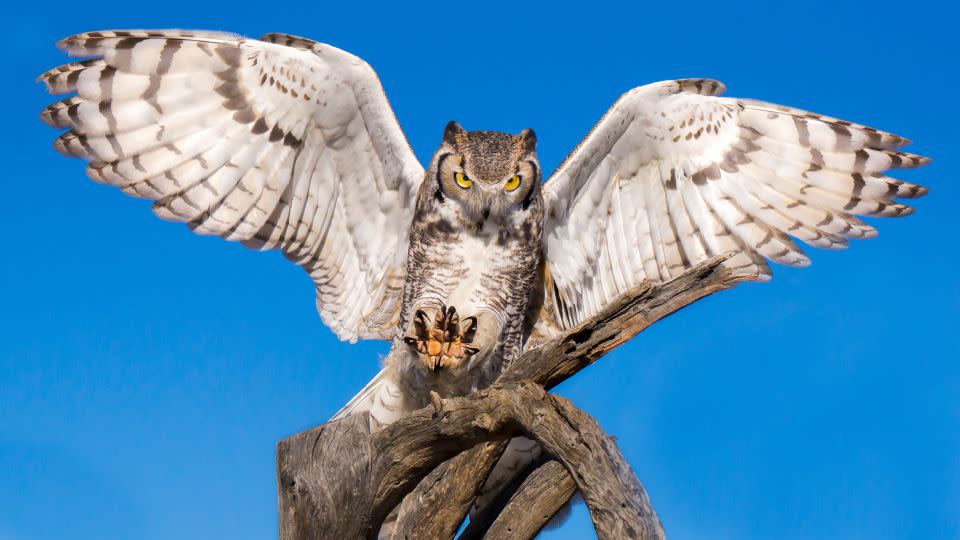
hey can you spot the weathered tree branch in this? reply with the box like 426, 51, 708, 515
510, 385, 665, 539
278, 382, 662, 539
393, 255, 751, 535
459, 453, 580, 540
458, 450, 551, 539
392, 441, 509, 538
478, 459, 578, 539
277, 255, 752, 539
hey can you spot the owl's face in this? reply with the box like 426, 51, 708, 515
428, 121, 540, 225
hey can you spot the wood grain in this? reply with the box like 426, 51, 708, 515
482, 460, 578, 540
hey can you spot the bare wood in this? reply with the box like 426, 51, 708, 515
482, 460, 577, 540
519, 387, 665, 539
459, 453, 581, 540
277, 413, 377, 538
393, 255, 750, 534
458, 451, 550, 539
392, 441, 508, 538
278, 381, 662, 539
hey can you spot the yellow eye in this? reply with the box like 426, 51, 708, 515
504, 175, 521, 192
454, 171, 472, 189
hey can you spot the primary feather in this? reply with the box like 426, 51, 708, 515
39, 30, 424, 341
539, 78, 929, 332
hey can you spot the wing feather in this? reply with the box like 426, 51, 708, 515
540, 79, 928, 331
39, 30, 424, 341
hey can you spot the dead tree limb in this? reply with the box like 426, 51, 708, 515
459, 453, 582, 540
479, 460, 578, 539
278, 382, 663, 539
458, 451, 551, 539
393, 255, 751, 535
277, 254, 752, 539
392, 441, 509, 538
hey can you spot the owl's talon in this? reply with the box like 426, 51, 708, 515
413, 310, 430, 333
461, 316, 478, 342
403, 304, 479, 371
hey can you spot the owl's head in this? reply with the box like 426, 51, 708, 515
427, 121, 540, 224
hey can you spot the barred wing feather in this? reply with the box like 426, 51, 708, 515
40, 30, 424, 341
540, 79, 929, 331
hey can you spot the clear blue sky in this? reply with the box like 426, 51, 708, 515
2, 1, 957, 538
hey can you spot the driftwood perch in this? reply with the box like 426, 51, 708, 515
461, 458, 577, 539
276, 255, 751, 539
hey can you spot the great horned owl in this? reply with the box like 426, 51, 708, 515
40, 28, 929, 466
396, 124, 543, 398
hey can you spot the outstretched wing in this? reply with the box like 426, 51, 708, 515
39, 30, 425, 341
539, 79, 929, 331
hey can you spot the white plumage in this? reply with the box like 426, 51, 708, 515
41, 30, 423, 342
539, 79, 927, 333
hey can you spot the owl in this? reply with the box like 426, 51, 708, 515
40, 29, 929, 517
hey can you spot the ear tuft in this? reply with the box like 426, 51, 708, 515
518, 128, 537, 152
443, 121, 464, 146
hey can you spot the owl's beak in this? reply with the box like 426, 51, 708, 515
481, 205, 491, 221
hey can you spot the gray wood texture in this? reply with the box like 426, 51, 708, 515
482, 460, 578, 539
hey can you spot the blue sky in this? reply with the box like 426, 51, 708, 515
2, 1, 957, 538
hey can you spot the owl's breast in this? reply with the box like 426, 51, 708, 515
443, 230, 509, 315
406, 217, 539, 327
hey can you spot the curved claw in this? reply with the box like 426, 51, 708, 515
413, 309, 429, 338
461, 316, 478, 343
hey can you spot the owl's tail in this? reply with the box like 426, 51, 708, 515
331, 355, 411, 539
331, 362, 409, 432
